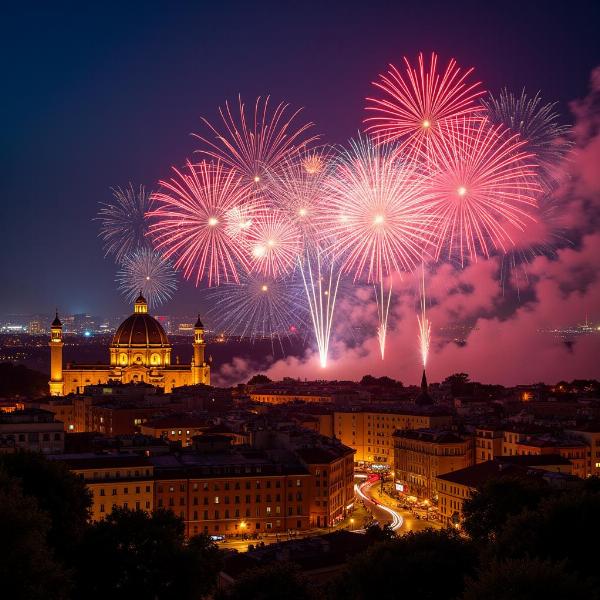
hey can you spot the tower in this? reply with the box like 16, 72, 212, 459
134, 292, 148, 314
49, 311, 64, 396
192, 314, 209, 384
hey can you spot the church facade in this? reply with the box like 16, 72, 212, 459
49, 294, 210, 396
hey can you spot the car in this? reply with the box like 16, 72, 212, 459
210, 535, 225, 541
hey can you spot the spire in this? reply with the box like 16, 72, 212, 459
415, 369, 433, 406
51, 310, 62, 328
195, 314, 204, 329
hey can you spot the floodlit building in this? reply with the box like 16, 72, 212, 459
393, 429, 474, 500
333, 409, 454, 466
48, 295, 210, 395
58, 454, 154, 521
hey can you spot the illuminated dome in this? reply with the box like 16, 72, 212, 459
111, 313, 169, 347
109, 294, 171, 369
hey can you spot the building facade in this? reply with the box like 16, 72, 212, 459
393, 429, 474, 500
58, 455, 155, 521
0, 408, 65, 453
332, 409, 454, 466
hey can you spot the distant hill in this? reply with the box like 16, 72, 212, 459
0, 363, 48, 398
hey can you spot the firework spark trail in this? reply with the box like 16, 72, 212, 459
299, 250, 341, 368
245, 209, 303, 278
97, 183, 155, 263
194, 96, 319, 186
365, 52, 485, 159
428, 117, 541, 266
481, 89, 572, 192
148, 160, 260, 287
417, 266, 431, 368
375, 278, 393, 360
116, 247, 177, 308
204, 272, 307, 349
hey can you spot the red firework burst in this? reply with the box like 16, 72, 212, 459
148, 160, 258, 286
245, 209, 303, 278
364, 52, 485, 157
194, 95, 319, 186
428, 117, 541, 266
320, 135, 434, 283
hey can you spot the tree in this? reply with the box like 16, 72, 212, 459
73, 508, 222, 600
443, 373, 471, 396
493, 491, 600, 583
364, 522, 395, 543
0, 452, 92, 561
216, 562, 313, 600
360, 375, 402, 387
332, 529, 478, 600
248, 374, 272, 385
462, 477, 548, 544
0, 471, 71, 600
462, 558, 597, 600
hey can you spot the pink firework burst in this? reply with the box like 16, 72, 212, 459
148, 160, 258, 287
245, 209, 303, 278
266, 146, 334, 243
428, 117, 541, 266
194, 95, 319, 186
364, 52, 485, 157
320, 135, 434, 283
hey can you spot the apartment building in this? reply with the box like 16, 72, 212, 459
393, 429, 473, 500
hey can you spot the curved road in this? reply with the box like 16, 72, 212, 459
355, 479, 403, 532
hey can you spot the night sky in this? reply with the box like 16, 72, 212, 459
3, 0, 599, 316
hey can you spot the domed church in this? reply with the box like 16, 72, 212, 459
49, 294, 210, 396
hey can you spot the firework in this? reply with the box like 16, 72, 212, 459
148, 160, 258, 287
481, 89, 572, 191
266, 146, 334, 243
321, 135, 434, 282
417, 266, 431, 368
245, 209, 303, 278
318, 135, 434, 358
97, 184, 154, 263
205, 272, 307, 345
299, 249, 341, 368
428, 117, 541, 266
365, 52, 485, 158
116, 248, 177, 308
194, 96, 319, 185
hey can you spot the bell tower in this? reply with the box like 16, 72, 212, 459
192, 314, 209, 384
49, 311, 64, 396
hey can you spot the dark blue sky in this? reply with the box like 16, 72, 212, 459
3, 0, 600, 316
